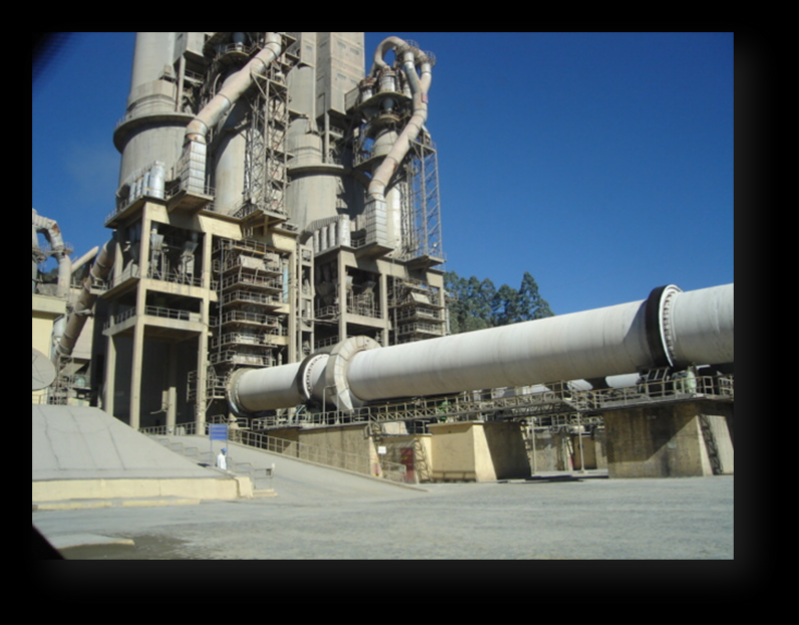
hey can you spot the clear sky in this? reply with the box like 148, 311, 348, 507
32, 32, 733, 315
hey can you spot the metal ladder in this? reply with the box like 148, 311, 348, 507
698, 415, 723, 475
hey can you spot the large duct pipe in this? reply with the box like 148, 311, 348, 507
228, 283, 734, 414
185, 33, 282, 143
32, 208, 71, 298
71, 246, 99, 275
362, 38, 432, 249
182, 33, 283, 194
55, 239, 116, 360
366, 38, 432, 204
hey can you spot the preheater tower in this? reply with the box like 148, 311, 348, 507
102, 33, 446, 430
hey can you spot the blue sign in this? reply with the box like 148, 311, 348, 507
209, 424, 228, 441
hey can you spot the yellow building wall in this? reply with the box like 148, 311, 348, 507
32, 293, 66, 403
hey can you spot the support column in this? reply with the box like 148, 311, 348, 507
194, 230, 212, 432
337, 252, 347, 343
129, 206, 152, 430
166, 342, 177, 432
104, 329, 117, 417
288, 250, 297, 363
379, 271, 389, 345
604, 401, 734, 478
427, 421, 531, 482
194, 332, 208, 432
103, 245, 124, 417
129, 319, 144, 430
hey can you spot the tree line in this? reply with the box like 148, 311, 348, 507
445, 271, 554, 334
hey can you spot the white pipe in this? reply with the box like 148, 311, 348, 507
367, 40, 432, 204
185, 33, 282, 144
32, 208, 71, 298
71, 246, 99, 274
349, 298, 648, 402
667, 284, 734, 366
181, 34, 283, 197
228, 353, 328, 415
228, 283, 734, 414
55, 239, 116, 360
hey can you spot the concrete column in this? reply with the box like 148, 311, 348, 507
604, 401, 734, 478
288, 250, 297, 363
338, 253, 347, 342
166, 342, 177, 432
129, 319, 144, 430
104, 329, 117, 417
194, 333, 207, 433
379, 272, 389, 345
427, 421, 530, 482
129, 208, 152, 430
194, 230, 213, 432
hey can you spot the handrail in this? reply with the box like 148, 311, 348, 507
397, 321, 444, 336
347, 302, 381, 318
139, 424, 408, 483
147, 266, 205, 288
105, 304, 200, 328
255, 373, 734, 429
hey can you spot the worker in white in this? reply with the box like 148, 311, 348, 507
216, 448, 228, 471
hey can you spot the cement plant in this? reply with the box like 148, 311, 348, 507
32, 33, 734, 558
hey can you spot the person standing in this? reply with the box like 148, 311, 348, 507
216, 448, 228, 471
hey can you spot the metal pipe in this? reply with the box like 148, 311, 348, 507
185, 33, 282, 144
182, 33, 283, 196
32, 208, 71, 298
228, 352, 328, 415
362, 39, 432, 250
55, 239, 116, 360
71, 246, 99, 274
367, 40, 432, 205
228, 283, 734, 414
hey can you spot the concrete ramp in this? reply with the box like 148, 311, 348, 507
32, 405, 249, 507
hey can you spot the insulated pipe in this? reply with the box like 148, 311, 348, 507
366, 39, 432, 204
664, 285, 734, 366
369, 36, 409, 74
212, 89, 249, 213
185, 33, 282, 144
71, 246, 99, 275
181, 33, 282, 197
32, 211, 42, 292
227, 283, 734, 414
32, 209, 71, 298
55, 239, 116, 360
228, 352, 329, 415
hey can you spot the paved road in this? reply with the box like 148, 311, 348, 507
33, 471, 733, 560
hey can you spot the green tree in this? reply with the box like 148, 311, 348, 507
445, 270, 553, 334
445, 272, 495, 333
444, 271, 468, 334
492, 283, 520, 326
517, 272, 553, 321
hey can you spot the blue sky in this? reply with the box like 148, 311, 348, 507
33, 32, 733, 315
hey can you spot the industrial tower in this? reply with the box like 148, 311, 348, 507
101, 32, 445, 431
